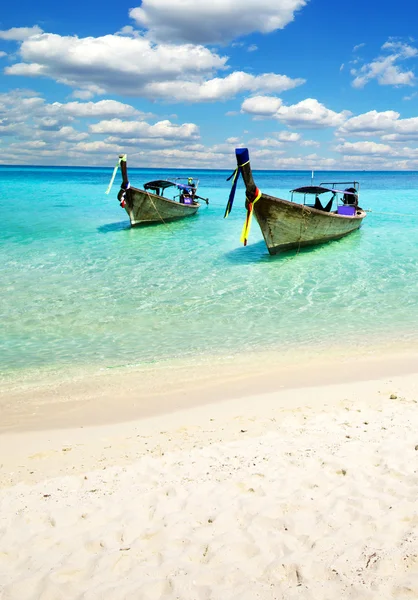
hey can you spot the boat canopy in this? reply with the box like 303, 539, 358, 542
291, 185, 333, 195
144, 179, 196, 193
291, 185, 358, 196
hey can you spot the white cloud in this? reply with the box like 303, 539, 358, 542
247, 45, 258, 52
0, 122, 17, 136
276, 131, 301, 142
353, 43, 365, 52
351, 40, 417, 88
241, 95, 283, 116
248, 137, 284, 148
73, 140, 123, 154
6, 32, 227, 98
4, 30, 302, 102
71, 90, 97, 100
301, 139, 320, 147
0, 90, 201, 162
242, 96, 350, 128
0, 26, 43, 41
0, 51, 7, 58
104, 136, 181, 149
0, 91, 144, 129
130, 0, 308, 44
338, 110, 401, 135
53, 126, 89, 142
336, 140, 418, 159
90, 118, 200, 140
52, 100, 142, 119
145, 72, 304, 102
273, 155, 337, 169
338, 109, 418, 141
336, 141, 393, 156
382, 40, 418, 58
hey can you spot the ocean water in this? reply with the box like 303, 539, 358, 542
1, 165, 418, 385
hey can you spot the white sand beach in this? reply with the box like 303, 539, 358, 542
1, 354, 418, 599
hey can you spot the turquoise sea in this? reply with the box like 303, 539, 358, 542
1, 165, 418, 385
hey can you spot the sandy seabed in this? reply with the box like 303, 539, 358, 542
0, 355, 417, 599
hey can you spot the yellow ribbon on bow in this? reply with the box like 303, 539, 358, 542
240, 188, 262, 246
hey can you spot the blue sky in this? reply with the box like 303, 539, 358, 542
1, 0, 418, 169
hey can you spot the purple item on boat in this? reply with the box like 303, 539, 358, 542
183, 197, 193, 205
337, 205, 356, 216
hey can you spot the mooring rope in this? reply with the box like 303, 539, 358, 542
145, 189, 170, 228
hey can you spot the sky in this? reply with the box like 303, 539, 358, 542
1, 0, 418, 170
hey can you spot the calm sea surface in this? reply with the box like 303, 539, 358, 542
1, 165, 418, 384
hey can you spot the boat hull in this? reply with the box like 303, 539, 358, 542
124, 186, 199, 226
254, 194, 366, 255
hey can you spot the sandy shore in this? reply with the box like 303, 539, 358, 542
1, 357, 418, 598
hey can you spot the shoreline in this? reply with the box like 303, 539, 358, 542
0, 347, 417, 488
1, 344, 418, 434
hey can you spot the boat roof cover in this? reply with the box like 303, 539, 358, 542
291, 185, 358, 195
144, 179, 195, 192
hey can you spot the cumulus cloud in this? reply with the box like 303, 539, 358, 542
4, 30, 303, 102
351, 40, 417, 88
145, 72, 304, 102
336, 141, 393, 156
0, 26, 43, 41
52, 100, 143, 119
241, 95, 283, 116
301, 139, 320, 147
71, 90, 96, 100
276, 131, 301, 142
338, 110, 401, 135
248, 137, 284, 149
6, 32, 227, 98
242, 96, 350, 128
336, 140, 418, 159
90, 118, 200, 140
0, 89, 203, 166
103, 136, 183, 149
130, 0, 308, 44
0, 91, 144, 131
338, 109, 418, 141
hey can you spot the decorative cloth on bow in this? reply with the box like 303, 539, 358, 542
240, 187, 262, 246
105, 154, 127, 195
223, 159, 249, 218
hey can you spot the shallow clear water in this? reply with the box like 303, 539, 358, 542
1, 165, 418, 382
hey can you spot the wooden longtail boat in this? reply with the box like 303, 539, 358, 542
108, 154, 208, 227
226, 148, 366, 255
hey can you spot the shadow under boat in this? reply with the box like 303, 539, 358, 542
224, 227, 364, 265
97, 221, 131, 234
